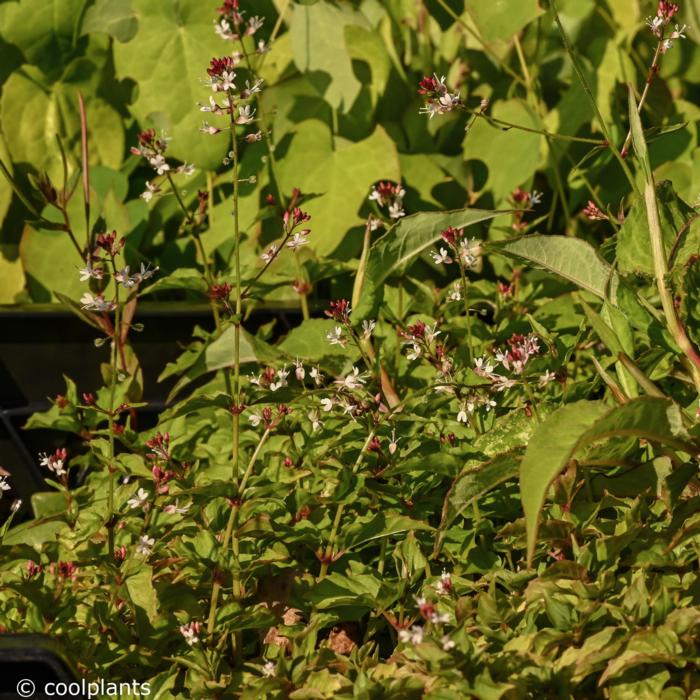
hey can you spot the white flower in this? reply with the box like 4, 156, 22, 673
431, 248, 452, 265
388, 201, 405, 219
140, 181, 161, 202
646, 15, 664, 34
310, 366, 324, 386
261, 660, 276, 678
247, 16, 264, 35
529, 190, 543, 205
320, 397, 334, 412
177, 163, 195, 176
242, 79, 264, 99
215, 18, 235, 40
39, 452, 67, 477
200, 122, 221, 135
457, 407, 468, 424
270, 367, 289, 391
236, 104, 255, 125
449, 283, 462, 302
491, 375, 516, 392
424, 324, 441, 343
484, 398, 497, 412
398, 625, 424, 645
180, 621, 202, 646
406, 343, 421, 361
78, 262, 103, 281
0, 476, 10, 492
286, 230, 310, 250
326, 326, 346, 346
441, 635, 456, 651
164, 500, 191, 515
474, 357, 494, 376
257, 39, 269, 54
294, 359, 305, 381
136, 535, 155, 556
261, 244, 278, 263
219, 70, 236, 92
149, 154, 170, 175
362, 320, 376, 339
249, 413, 262, 427
430, 612, 450, 624
127, 488, 150, 510
436, 570, 452, 596
80, 292, 116, 312
671, 23, 688, 40
539, 370, 556, 387
308, 409, 322, 432
115, 267, 137, 288
336, 367, 366, 390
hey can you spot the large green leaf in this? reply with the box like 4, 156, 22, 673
616, 181, 700, 277
290, 0, 371, 111
489, 235, 620, 304
81, 0, 138, 43
277, 121, 400, 257
354, 207, 502, 319
113, 0, 228, 170
0, 67, 124, 183
521, 397, 693, 566
465, 99, 542, 202
468, 0, 544, 43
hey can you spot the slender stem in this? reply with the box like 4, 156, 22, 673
106, 264, 121, 555
458, 262, 473, 361
621, 41, 664, 156
513, 34, 532, 92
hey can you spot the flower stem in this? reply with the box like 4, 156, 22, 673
458, 262, 474, 361
106, 266, 121, 555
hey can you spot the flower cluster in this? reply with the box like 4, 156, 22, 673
39, 448, 68, 478
431, 227, 480, 270
369, 181, 406, 220
583, 200, 609, 221
510, 187, 543, 230
646, 2, 687, 52
179, 620, 203, 646
131, 129, 193, 201
418, 74, 462, 118
214, 0, 265, 52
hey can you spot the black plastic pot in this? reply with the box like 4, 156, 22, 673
0, 303, 303, 514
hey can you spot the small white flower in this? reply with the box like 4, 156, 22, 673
326, 326, 346, 346
220, 70, 236, 92
441, 635, 456, 651
80, 292, 116, 312
270, 367, 290, 392
424, 324, 441, 343
261, 244, 279, 263
78, 262, 104, 281
431, 247, 452, 265
362, 319, 376, 339
247, 16, 264, 35
406, 343, 421, 361
286, 230, 310, 250
242, 79, 264, 99
136, 535, 155, 556
449, 283, 462, 302
236, 104, 255, 125
388, 201, 405, 219
140, 181, 161, 202
671, 23, 688, 40
39, 452, 67, 477
539, 370, 556, 387
177, 163, 195, 176
491, 375, 516, 392
430, 612, 450, 624
215, 18, 235, 40
474, 357, 495, 376
336, 366, 366, 390
0, 476, 10, 492
388, 429, 399, 455
484, 398, 497, 412
310, 366, 324, 386
127, 487, 150, 510
164, 500, 191, 515
320, 397, 334, 412
180, 621, 202, 646
256, 39, 269, 54
308, 409, 322, 432
436, 570, 452, 596
398, 625, 424, 645
294, 359, 305, 381
529, 190, 543, 206
249, 413, 262, 427
200, 122, 221, 135
149, 154, 170, 175
261, 660, 276, 678
457, 408, 468, 424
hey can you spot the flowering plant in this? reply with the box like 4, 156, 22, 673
1, 1, 700, 698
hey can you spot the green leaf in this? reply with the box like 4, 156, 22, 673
465, 99, 542, 201
468, 0, 544, 43
290, 1, 371, 111
521, 397, 693, 565
355, 207, 502, 319
341, 512, 433, 551
277, 121, 400, 257
113, 0, 228, 170
489, 235, 620, 304
617, 181, 700, 276
126, 564, 158, 622
306, 572, 382, 610
81, 0, 138, 43
30, 491, 67, 518
278, 318, 354, 362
